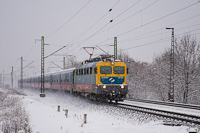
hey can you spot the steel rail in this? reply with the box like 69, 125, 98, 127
116, 102, 200, 125
126, 99, 200, 110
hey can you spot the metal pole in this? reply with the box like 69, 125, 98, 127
63, 57, 65, 69
11, 66, 13, 88
0, 73, 2, 85
21, 56, 23, 89
3, 70, 4, 86
166, 28, 174, 102
114, 37, 117, 60
171, 28, 175, 102
40, 36, 45, 97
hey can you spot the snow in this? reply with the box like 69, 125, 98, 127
22, 89, 194, 133
0, 87, 198, 133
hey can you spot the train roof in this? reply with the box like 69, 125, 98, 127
50, 67, 75, 75
76, 61, 98, 69
23, 67, 76, 79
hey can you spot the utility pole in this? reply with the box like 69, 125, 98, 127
11, 66, 13, 88
0, 73, 2, 85
114, 37, 117, 60
166, 27, 175, 102
63, 57, 65, 69
21, 57, 23, 89
2, 70, 4, 86
40, 36, 45, 97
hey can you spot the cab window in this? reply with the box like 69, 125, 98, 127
100, 66, 112, 74
114, 66, 125, 74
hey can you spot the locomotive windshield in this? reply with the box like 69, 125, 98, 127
113, 66, 125, 74
100, 66, 112, 74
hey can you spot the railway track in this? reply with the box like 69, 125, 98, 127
127, 98, 200, 110
115, 101, 200, 126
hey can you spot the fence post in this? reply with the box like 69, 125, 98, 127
58, 105, 60, 112
84, 114, 87, 124
65, 109, 68, 117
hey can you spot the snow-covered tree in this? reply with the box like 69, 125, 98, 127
149, 35, 200, 104
174, 35, 200, 104
118, 50, 152, 99
149, 50, 170, 101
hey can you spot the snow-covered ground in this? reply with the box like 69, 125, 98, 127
1, 87, 198, 133
22, 89, 197, 133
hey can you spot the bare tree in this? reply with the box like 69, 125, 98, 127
118, 50, 151, 99
65, 55, 79, 68
149, 50, 171, 101
174, 35, 200, 104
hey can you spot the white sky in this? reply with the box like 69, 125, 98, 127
0, 0, 200, 81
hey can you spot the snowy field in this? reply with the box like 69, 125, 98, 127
0, 88, 198, 133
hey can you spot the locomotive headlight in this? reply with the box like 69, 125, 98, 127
111, 61, 115, 66
103, 85, 106, 89
121, 85, 124, 89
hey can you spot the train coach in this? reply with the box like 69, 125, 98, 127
18, 55, 128, 102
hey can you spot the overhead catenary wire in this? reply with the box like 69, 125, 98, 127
117, 1, 200, 37
94, 1, 200, 47
113, 0, 141, 20
116, 13, 200, 44
121, 30, 200, 51
46, 0, 92, 39
118, 23, 200, 44
95, 0, 160, 37
45, 0, 122, 59
65, 0, 142, 54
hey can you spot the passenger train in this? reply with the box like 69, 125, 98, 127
18, 55, 128, 102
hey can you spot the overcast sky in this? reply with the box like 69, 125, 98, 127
1, 0, 200, 83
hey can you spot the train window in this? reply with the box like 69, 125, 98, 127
84, 68, 87, 75
87, 68, 90, 74
79, 69, 81, 75
66, 75, 69, 82
100, 66, 112, 74
114, 66, 125, 74
80, 69, 83, 75
90, 67, 92, 74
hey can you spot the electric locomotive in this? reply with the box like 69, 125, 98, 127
74, 55, 128, 102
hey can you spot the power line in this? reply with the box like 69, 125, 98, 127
45, 0, 121, 58
24, 42, 37, 58
121, 30, 200, 51
118, 23, 200, 44
94, 1, 200, 47
67, 0, 142, 53
45, 46, 66, 58
113, 0, 141, 20
46, 0, 92, 39
117, 1, 200, 37
95, 0, 160, 37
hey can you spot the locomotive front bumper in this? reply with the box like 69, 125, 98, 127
96, 84, 128, 100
